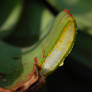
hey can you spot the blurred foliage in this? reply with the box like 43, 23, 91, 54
0, 0, 23, 39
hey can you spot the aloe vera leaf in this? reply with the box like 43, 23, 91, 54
0, 0, 23, 39
47, 0, 92, 30
0, 2, 76, 92
41, 14, 76, 75
70, 31, 92, 68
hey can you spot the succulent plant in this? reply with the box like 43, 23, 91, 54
0, 0, 77, 92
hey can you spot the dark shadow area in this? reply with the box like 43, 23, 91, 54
70, 31, 92, 69
42, 0, 58, 16
46, 57, 92, 92
0, 31, 11, 39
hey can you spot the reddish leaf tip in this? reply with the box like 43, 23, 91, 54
64, 9, 72, 17
64, 9, 70, 14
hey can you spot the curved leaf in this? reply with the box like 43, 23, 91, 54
41, 12, 76, 75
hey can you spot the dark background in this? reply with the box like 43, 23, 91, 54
38, 56, 92, 92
